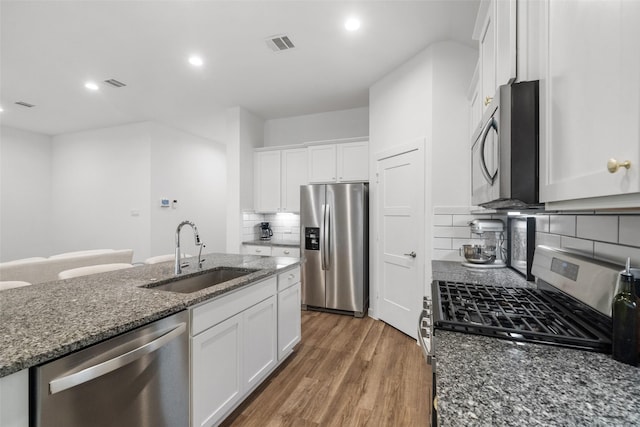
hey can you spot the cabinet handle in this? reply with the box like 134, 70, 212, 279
288, 273, 295, 279
484, 96, 493, 106
284, 250, 290, 255
607, 158, 631, 173
256, 249, 261, 253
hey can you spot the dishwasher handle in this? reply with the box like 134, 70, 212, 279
49, 322, 187, 394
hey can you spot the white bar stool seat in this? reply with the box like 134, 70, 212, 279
58, 263, 133, 280
144, 254, 191, 265
0, 281, 32, 291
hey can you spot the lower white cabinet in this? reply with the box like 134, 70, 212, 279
242, 244, 272, 256
271, 246, 300, 258
190, 271, 300, 427
278, 282, 301, 360
243, 295, 277, 390
0, 369, 29, 427
191, 314, 243, 427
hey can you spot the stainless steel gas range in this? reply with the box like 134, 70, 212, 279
419, 246, 623, 426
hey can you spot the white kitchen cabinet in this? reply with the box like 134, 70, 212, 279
537, 0, 640, 209
0, 369, 28, 427
474, 0, 516, 114
243, 295, 277, 390
254, 148, 307, 213
271, 246, 300, 258
254, 151, 281, 213
281, 148, 308, 212
468, 62, 481, 138
308, 144, 337, 183
243, 244, 272, 256
308, 141, 369, 183
277, 282, 301, 360
191, 313, 243, 427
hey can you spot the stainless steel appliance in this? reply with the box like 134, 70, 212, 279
300, 183, 368, 317
32, 311, 189, 427
460, 219, 506, 269
471, 80, 540, 209
259, 222, 273, 240
507, 216, 536, 280
430, 246, 620, 353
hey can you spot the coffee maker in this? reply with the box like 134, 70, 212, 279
259, 222, 273, 241
460, 219, 506, 269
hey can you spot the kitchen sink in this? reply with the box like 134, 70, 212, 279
143, 267, 258, 294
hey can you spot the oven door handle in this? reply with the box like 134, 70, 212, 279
479, 117, 498, 185
49, 322, 186, 394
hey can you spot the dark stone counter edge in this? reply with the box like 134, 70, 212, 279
242, 240, 299, 248
0, 259, 301, 378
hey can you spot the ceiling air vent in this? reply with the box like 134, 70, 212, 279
265, 34, 295, 52
15, 101, 35, 108
104, 79, 127, 88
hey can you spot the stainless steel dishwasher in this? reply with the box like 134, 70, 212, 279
32, 311, 188, 427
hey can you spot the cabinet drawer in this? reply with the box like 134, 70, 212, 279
277, 266, 301, 292
243, 245, 272, 256
191, 276, 277, 336
271, 246, 300, 258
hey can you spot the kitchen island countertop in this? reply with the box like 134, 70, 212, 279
432, 261, 640, 426
242, 240, 300, 247
0, 253, 300, 377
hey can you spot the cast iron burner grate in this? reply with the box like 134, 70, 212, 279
432, 281, 612, 353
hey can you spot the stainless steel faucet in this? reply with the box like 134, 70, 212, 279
175, 220, 202, 275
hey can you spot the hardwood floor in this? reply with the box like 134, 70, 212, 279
221, 310, 432, 427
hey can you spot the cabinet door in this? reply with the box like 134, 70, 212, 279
539, 0, 640, 205
242, 245, 272, 256
243, 296, 277, 391
278, 282, 301, 360
337, 141, 369, 182
308, 145, 337, 183
191, 314, 242, 427
495, 0, 516, 86
281, 148, 308, 212
479, 4, 496, 113
254, 151, 281, 212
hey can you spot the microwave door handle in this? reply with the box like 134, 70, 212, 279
479, 117, 498, 184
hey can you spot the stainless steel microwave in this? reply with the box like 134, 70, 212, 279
471, 81, 540, 209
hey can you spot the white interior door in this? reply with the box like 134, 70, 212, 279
376, 147, 424, 339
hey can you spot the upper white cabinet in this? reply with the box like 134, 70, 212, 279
473, 0, 517, 119
308, 140, 369, 183
281, 148, 308, 212
254, 148, 308, 213
535, 0, 640, 209
254, 151, 282, 213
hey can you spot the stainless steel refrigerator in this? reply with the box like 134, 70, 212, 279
300, 183, 369, 317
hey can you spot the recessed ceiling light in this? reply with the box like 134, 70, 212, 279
0, 106, 3, 112
345, 17, 361, 32
84, 82, 99, 91
188, 56, 204, 67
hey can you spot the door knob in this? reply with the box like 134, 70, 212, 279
607, 158, 631, 173
404, 251, 417, 258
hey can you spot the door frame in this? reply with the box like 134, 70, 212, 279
370, 139, 426, 330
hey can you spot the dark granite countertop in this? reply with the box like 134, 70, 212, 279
0, 253, 300, 377
431, 261, 640, 426
242, 240, 299, 247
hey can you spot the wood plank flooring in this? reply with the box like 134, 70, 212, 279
221, 310, 432, 427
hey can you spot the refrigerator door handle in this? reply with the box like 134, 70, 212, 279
320, 203, 327, 270
325, 204, 331, 270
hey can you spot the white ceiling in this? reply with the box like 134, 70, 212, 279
0, 0, 479, 141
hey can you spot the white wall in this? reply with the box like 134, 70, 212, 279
48, 121, 226, 263
369, 41, 477, 314
0, 126, 53, 261
263, 107, 369, 147
149, 123, 227, 257
225, 107, 264, 254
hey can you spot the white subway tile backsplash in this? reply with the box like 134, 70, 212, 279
433, 227, 471, 239
560, 236, 594, 257
433, 215, 452, 226
536, 232, 561, 249
432, 249, 462, 261
619, 216, 640, 247
433, 206, 473, 215
594, 242, 640, 267
576, 215, 618, 243
549, 215, 576, 237
433, 238, 453, 250
534, 215, 550, 233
